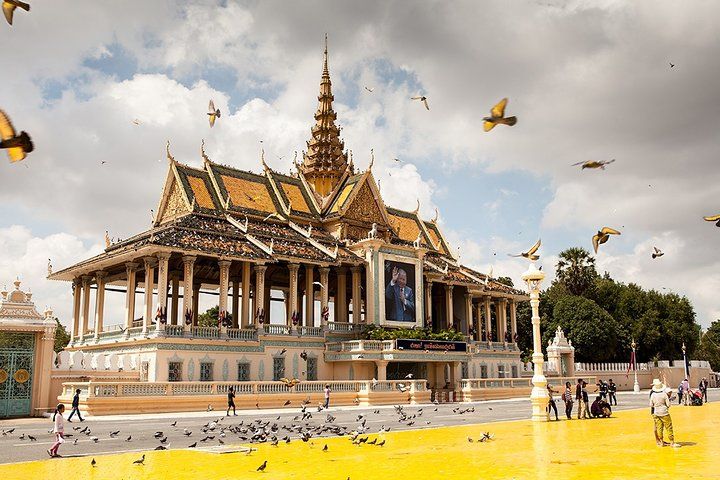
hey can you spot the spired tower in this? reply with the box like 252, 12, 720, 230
299, 36, 350, 199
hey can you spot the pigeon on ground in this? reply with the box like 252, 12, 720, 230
2, 0, 30, 26
257, 460, 267, 472
508, 239, 541, 261
207, 100, 220, 127
411, 95, 430, 110
0, 108, 33, 162
188, 442, 197, 448
133, 454, 145, 465
592, 227, 621, 254
91, 458, 96, 467
483, 98, 517, 132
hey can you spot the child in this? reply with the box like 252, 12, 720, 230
48, 404, 65, 457
67, 388, 84, 422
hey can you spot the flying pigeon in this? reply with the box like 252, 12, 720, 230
483, 98, 517, 132
0, 108, 33, 162
2, 0, 30, 26
411, 95, 430, 110
300, 350, 308, 361
703, 214, 720, 227
508, 239, 541, 261
364, 86, 374, 93
652, 247, 664, 259
207, 100, 220, 127
592, 227, 621, 254
571, 159, 616, 170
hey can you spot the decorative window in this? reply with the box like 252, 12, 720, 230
460, 362, 468, 379
140, 361, 149, 382
511, 365, 518, 378
200, 362, 214, 382
498, 364, 506, 378
237, 362, 250, 381
168, 362, 182, 382
480, 365, 488, 379
273, 357, 285, 381
306, 357, 317, 381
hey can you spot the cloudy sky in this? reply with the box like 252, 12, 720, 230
2, 0, 719, 332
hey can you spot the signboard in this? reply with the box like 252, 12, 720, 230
396, 339, 467, 353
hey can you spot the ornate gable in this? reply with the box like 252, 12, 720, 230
343, 182, 386, 225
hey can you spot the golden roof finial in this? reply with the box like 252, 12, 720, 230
323, 33, 329, 77
166, 141, 175, 163
201, 139, 210, 166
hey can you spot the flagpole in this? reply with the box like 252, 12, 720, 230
632, 339, 640, 393
682, 342, 689, 379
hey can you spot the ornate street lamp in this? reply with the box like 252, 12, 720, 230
521, 262, 547, 422
631, 339, 640, 393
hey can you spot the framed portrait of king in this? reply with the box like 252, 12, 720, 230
378, 253, 422, 327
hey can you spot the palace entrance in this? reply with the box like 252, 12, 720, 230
0, 332, 35, 418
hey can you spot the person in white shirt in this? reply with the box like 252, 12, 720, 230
48, 404, 66, 457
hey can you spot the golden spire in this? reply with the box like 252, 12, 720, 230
299, 35, 349, 197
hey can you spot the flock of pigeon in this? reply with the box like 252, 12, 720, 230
2, 401, 494, 471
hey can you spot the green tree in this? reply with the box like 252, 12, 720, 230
197, 305, 219, 327
697, 320, 720, 371
53, 319, 70, 352
555, 247, 598, 296
543, 295, 621, 362
496, 276, 514, 287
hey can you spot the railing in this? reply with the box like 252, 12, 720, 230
326, 322, 365, 332
296, 326, 323, 337
226, 328, 257, 340
263, 324, 291, 335
575, 362, 650, 372
191, 326, 220, 338
164, 325, 185, 337
325, 340, 391, 352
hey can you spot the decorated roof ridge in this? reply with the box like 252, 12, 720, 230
384, 205, 439, 250
323, 168, 389, 224
422, 219, 451, 255
299, 37, 349, 197
264, 168, 321, 218
293, 153, 324, 213
318, 162, 358, 213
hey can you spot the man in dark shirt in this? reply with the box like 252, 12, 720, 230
227, 386, 236, 416
607, 379, 617, 405
67, 388, 84, 422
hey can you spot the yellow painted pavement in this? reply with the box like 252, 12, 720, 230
2, 402, 718, 480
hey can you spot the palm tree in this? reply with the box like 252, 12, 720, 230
555, 247, 597, 296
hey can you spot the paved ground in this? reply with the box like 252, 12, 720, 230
0, 390, 717, 479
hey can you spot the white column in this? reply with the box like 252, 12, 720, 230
444, 284, 454, 330
475, 302, 483, 342
156, 253, 170, 332
304, 264, 315, 327
218, 259, 231, 333
253, 265, 267, 323
510, 299, 517, 343
319, 267, 330, 327
124, 262, 139, 335
241, 262, 252, 327
351, 266, 362, 323
287, 263, 300, 326
170, 272, 180, 325
182, 255, 196, 331
464, 292, 472, 336
142, 257, 156, 336
79, 275, 92, 343
70, 279, 81, 344
231, 276, 240, 329
484, 296, 492, 343
93, 271, 107, 342
424, 280, 433, 329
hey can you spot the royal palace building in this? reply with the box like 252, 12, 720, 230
49, 44, 528, 414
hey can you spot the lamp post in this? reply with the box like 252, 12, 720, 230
682, 342, 689, 379
631, 339, 640, 393
521, 263, 547, 422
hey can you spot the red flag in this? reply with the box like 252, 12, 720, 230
625, 350, 635, 378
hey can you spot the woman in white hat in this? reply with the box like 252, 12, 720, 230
649, 378, 680, 447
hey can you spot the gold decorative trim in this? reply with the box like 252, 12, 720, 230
0, 369, 7, 384
13, 368, 29, 384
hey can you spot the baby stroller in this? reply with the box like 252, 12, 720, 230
690, 389, 704, 406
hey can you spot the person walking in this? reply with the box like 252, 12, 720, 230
575, 378, 583, 419
562, 381, 574, 420
699, 377, 709, 403
649, 379, 680, 447
607, 379, 617, 406
48, 404, 66, 457
227, 386, 236, 416
546, 384, 559, 421
67, 389, 84, 422
324, 384, 331, 409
